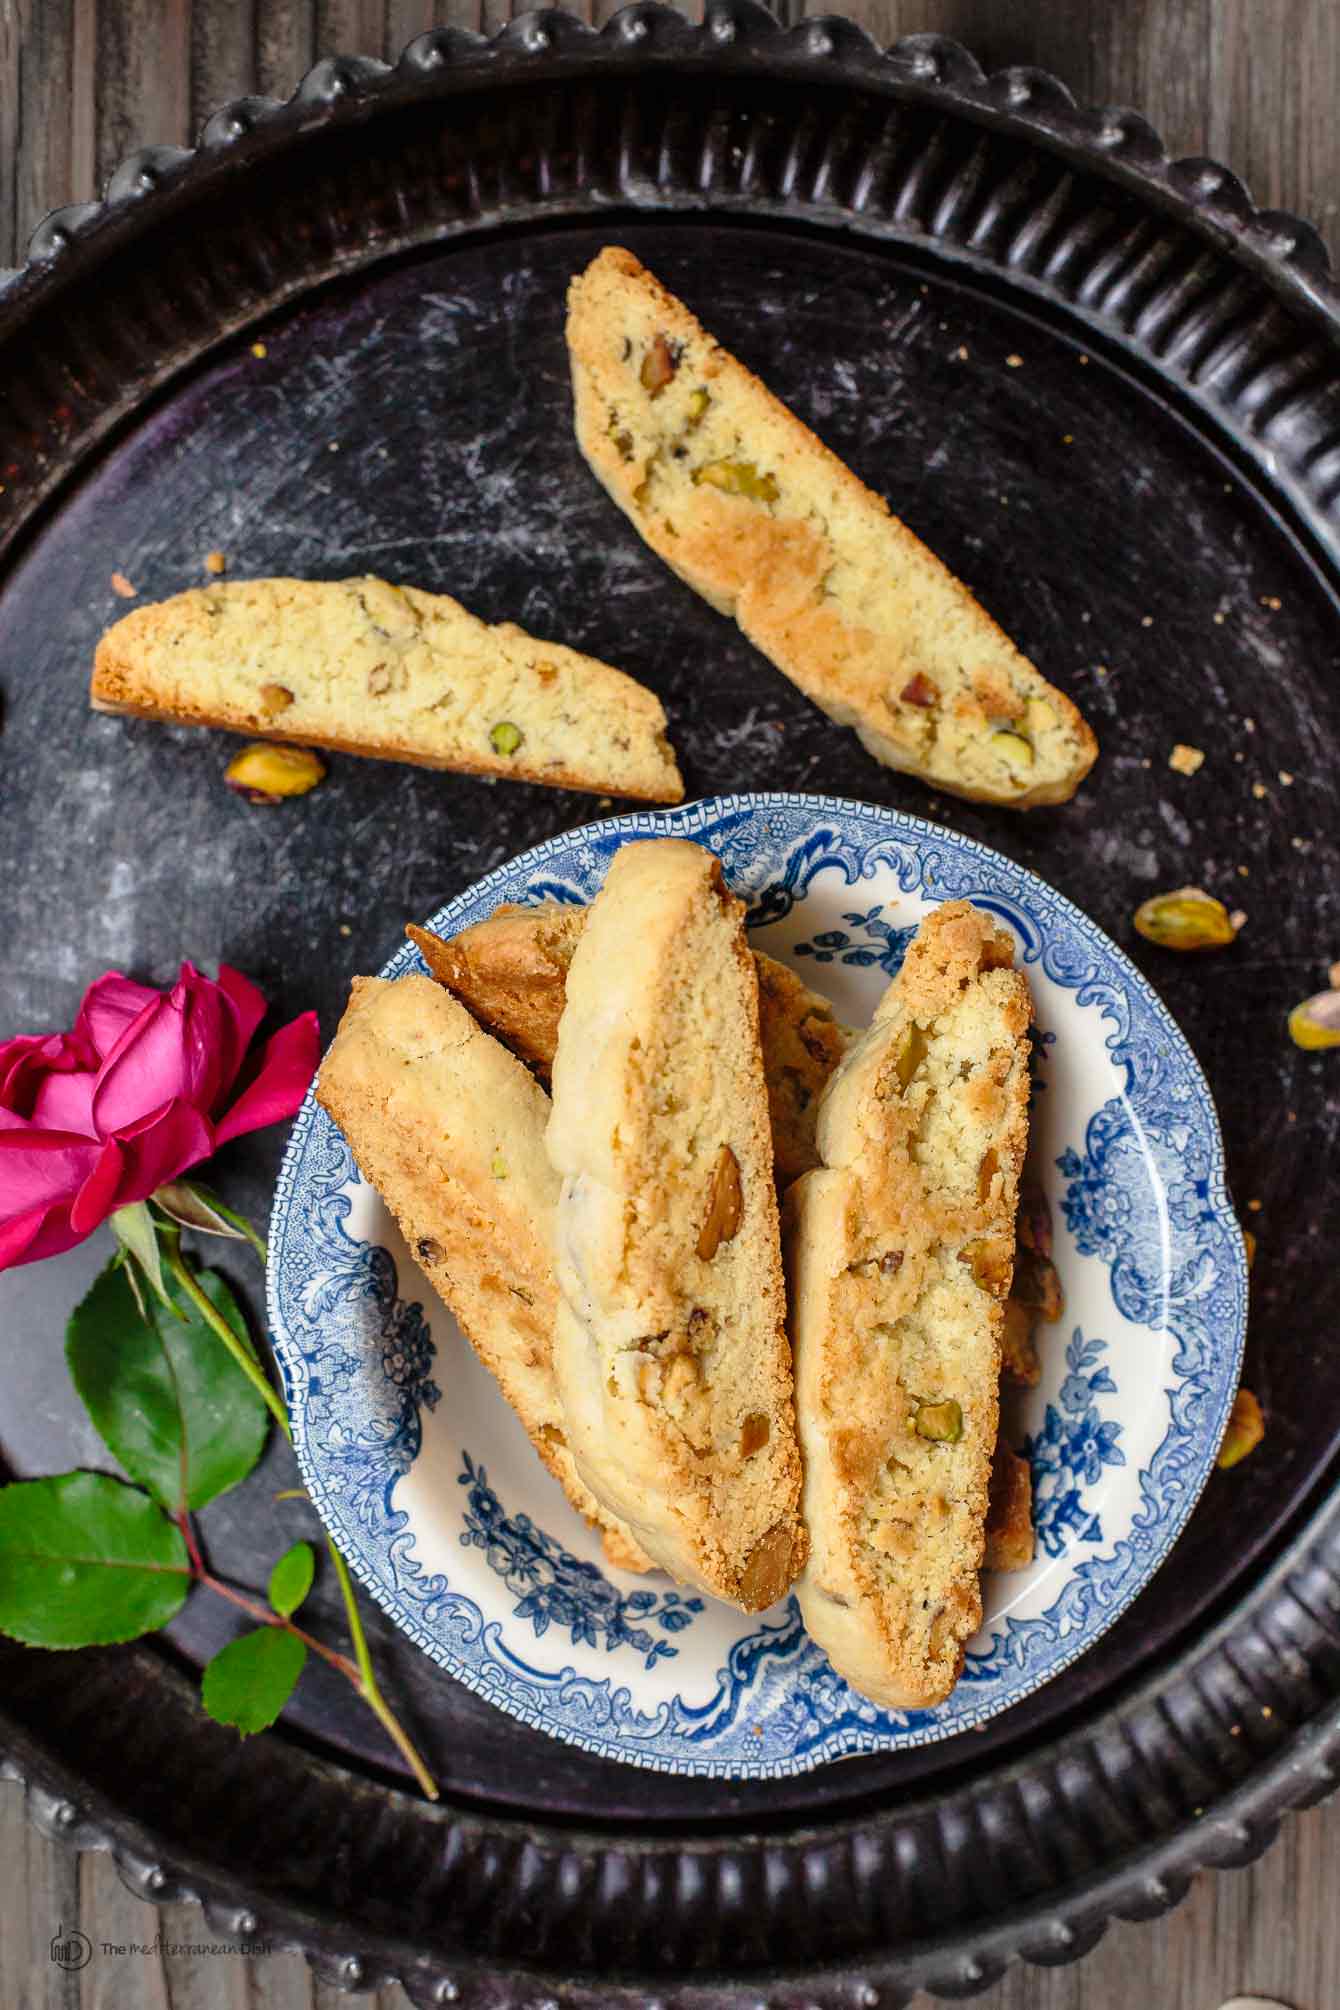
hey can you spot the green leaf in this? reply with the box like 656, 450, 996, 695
0, 1473, 190, 1648
66, 1262, 268, 1515
109, 1200, 170, 1309
152, 1181, 249, 1242
268, 1540, 315, 1617
201, 1627, 306, 1734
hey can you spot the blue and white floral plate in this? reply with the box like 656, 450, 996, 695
267, 793, 1247, 1779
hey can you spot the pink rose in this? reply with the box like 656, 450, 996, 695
0, 964, 319, 1270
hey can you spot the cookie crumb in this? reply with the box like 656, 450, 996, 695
250, 341, 267, 359
1237, 864, 1250, 878
204, 550, 227, 576
1078, 352, 1089, 364
1251, 781, 1268, 800
1234, 751, 1245, 763
1212, 610, 1226, 625
1229, 909, 1247, 932
110, 571, 136, 598
1328, 961, 1340, 990
1006, 353, 1023, 368
338, 923, 352, 938
1260, 594, 1282, 610
1247, 1198, 1263, 1212
954, 345, 969, 361
1095, 663, 1109, 678
1062, 433, 1074, 444
1169, 743, 1204, 776
1278, 769, 1294, 786
1243, 715, 1257, 732
1140, 615, 1154, 628
1291, 836, 1310, 851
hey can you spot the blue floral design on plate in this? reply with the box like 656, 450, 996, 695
268, 793, 1247, 1779
1025, 1330, 1125, 1558
792, 903, 918, 973
458, 1454, 703, 1670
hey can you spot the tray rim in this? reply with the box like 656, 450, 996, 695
1, 6, 1337, 2001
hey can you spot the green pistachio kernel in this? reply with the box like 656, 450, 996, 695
489, 721, 523, 759
914, 1399, 963, 1444
692, 458, 780, 504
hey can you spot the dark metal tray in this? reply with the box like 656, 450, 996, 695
1, 6, 1337, 2002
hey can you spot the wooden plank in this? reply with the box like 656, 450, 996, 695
1210, 0, 1340, 249
92, 0, 193, 188
189, 0, 258, 135
314, 0, 388, 59
255, 2, 318, 102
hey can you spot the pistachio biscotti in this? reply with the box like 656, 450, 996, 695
408, 904, 851, 1186
567, 248, 1096, 808
92, 574, 684, 804
316, 972, 652, 1573
546, 841, 807, 1610
786, 901, 1032, 1706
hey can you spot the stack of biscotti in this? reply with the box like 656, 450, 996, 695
786, 902, 1032, 1707
409, 895, 1040, 1580
318, 842, 812, 1613
316, 855, 1042, 1687
566, 246, 1097, 809
92, 575, 684, 805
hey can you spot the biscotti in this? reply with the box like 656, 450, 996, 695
316, 973, 651, 1572
408, 904, 851, 1186
983, 1442, 1034, 1573
546, 840, 807, 1610
92, 574, 684, 804
786, 901, 1032, 1707
567, 247, 1096, 808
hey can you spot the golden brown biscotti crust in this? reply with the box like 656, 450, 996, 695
315, 972, 653, 1572
92, 574, 684, 804
788, 900, 1033, 1707
410, 903, 851, 1186
567, 247, 1097, 808
546, 840, 807, 1610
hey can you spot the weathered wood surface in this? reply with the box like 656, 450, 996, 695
1, 2, 1338, 2005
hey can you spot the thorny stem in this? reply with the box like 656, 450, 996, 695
158, 1231, 439, 1800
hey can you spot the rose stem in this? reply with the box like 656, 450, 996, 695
161, 1239, 439, 1801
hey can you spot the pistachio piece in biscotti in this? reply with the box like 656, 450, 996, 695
567, 246, 1097, 808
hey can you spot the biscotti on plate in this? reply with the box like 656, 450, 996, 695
786, 900, 1032, 1707
409, 903, 851, 1186
545, 840, 807, 1610
91, 574, 684, 804
315, 972, 652, 1573
566, 247, 1096, 808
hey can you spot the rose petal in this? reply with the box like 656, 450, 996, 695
0, 1126, 105, 1215
90, 991, 201, 1136
69, 1138, 125, 1235
0, 1201, 86, 1270
216, 964, 268, 1078
0, 1032, 91, 1117
75, 970, 163, 1061
213, 1011, 320, 1146
31, 1065, 98, 1136
110, 1100, 215, 1210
